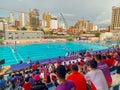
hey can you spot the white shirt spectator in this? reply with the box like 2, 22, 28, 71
89, 49, 93, 55
77, 58, 81, 62
84, 57, 91, 62
85, 69, 108, 90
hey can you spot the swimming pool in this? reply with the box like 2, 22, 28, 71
0, 42, 108, 66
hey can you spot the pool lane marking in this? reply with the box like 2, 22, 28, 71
17, 52, 24, 62
9, 46, 19, 63
12, 51, 19, 63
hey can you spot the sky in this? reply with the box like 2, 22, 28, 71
0, 0, 119, 27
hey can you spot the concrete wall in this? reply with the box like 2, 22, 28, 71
100, 32, 113, 40
5, 30, 44, 40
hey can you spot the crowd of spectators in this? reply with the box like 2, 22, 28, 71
0, 47, 120, 90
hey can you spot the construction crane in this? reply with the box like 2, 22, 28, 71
58, 13, 80, 35
60, 13, 68, 30
0, 7, 29, 14
59, 13, 79, 29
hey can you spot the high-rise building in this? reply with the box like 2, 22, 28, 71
58, 21, 66, 29
9, 12, 15, 25
50, 16, 58, 29
111, 6, 120, 30
110, 6, 120, 42
42, 12, 51, 28
19, 12, 27, 27
93, 25, 98, 31
75, 20, 94, 31
29, 9, 39, 28
15, 20, 20, 27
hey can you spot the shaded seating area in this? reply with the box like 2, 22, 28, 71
0, 59, 5, 71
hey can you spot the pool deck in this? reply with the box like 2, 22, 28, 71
0, 66, 10, 75
3, 38, 67, 45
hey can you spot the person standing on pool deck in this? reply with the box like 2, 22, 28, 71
27, 57, 31, 63
27, 57, 32, 67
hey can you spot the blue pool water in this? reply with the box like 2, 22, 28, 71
0, 42, 108, 66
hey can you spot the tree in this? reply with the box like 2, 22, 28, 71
95, 32, 100, 37
0, 37, 4, 45
21, 27, 27, 30
66, 35, 74, 41
95, 32, 100, 40
17, 27, 20, 30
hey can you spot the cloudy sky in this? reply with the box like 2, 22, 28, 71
0, 0, 119, 27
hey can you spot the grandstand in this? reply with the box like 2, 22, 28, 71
0, 47, 120, 90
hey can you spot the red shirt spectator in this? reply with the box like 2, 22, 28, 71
113, 52, 118, 59
67, 61, 72, 70
23, 77, 32, 90
50, 73, 57, 82
67, 72, 87, 90
56, 60, 61, 66
32, 64, 37, 70
80, 60, 85, 67
102, 57, 115, 67
33, 74, 40, 81
106, 50, 110, 55
67, 64, 87, 90
75, 60, 79, 65
85, 52, 91, 57
23, 82, 32, 90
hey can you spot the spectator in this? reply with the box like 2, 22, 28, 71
67, 64, 87, 90
7, 74, 12, 82
27, 57, 31, 64
8, 79, 22, 90
55, 65, 75, 90
28, 74, 34, 85
102, 55, 115, 67
95, 55, 112, 87
32, 63, 37, 71
85, 60, 108, 90
67, 61, 72, 71
19, 60, 23, 64
77, 62, 83, 73
50, 71, 57, 83
23, 77, 32, 90
31, 77, 48, 90
116, 52, 120, 65
116, 52, 120, 74
0, 75, 6, 89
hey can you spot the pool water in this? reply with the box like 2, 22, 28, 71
0, 42, 108, 66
